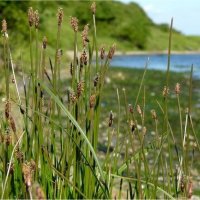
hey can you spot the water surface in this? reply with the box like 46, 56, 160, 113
111, 54, 200, 79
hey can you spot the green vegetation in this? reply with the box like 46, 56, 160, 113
102, 67, 200, 133
147, 26, 200, 51
1, 0, 200, 56
0, 2, 200, 199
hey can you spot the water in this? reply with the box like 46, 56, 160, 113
111, 54, 200, 79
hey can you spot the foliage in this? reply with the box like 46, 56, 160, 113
0, 2, 200, 199
0, 2, 31, 39
1, 1, 199, 52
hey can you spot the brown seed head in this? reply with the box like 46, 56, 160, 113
180, 175, 185, 192
80, 50, 87, 66
108, 111, 113, 127
22, 163, 32, 187
30, 159, 36, 172
77, 81, 84, 98
91, 2, 96, 14
90, 94, 96, 108
162, 86, 169, 98
69, 91, 77, 104
175, 83, 181, 95
34, 10, 39, 29
70, 17, 78, 32
9, 116, 16, 134
34, 185, 45, 200
28, 7, 34, 27
100, 46, 105, 60
81, 24, 89, 47
108, 44, 116, 59
57, 7, 64, 26
5, 101, 11, 120
2, 19, 7, 33
151, 109, 157, 120
56, 49, 63, 61
42, 36, 47, 49
128, 104, 134, 114
15, 148, 24, 162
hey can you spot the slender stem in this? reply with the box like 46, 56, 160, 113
92, 13, 98, 73
1, 131, 25, 199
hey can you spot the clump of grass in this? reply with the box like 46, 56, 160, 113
0, 2, 199, 199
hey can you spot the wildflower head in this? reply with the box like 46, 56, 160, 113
28, 7, 34, 27
56, 49, 63, 61
9, 116, 16, 134
162, 86, 169, 98
77, 81, 84, 98
57, 7, 64, 26
91, 2, 96, 14
15, 148, 24, 162
34, 10, 39, 29
70, 17, 78, 32
81, 24, 89, 47
89, 94, 96, 108
2, 19, 7, 33
69, 90, 77, 104
5, 100, 11, 120
100, 46, 105, 60
80, 50, 87, 66
107, 44, 116, 59
180, 175, 185, 192
30, 159, 36, 172
33, 184, 45, 200
22, 163, 32, 187
128, 104, 134, 114
175, 83, 181, 95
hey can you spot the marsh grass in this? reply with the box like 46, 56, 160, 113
0, 2, 200, 199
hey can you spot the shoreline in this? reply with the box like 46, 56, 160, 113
114, 50, 200, 55
66, 50, 200, 58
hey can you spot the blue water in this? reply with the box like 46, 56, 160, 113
111, 54, 200, 79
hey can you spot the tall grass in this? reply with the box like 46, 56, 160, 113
0, 2, 199, 199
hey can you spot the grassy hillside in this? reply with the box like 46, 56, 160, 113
147, 26, 200, 51
1, 0, 200, 55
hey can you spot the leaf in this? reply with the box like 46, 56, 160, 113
38, 80, 107, 193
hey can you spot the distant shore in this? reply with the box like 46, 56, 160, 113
114, 50, 200, 55
66, 50, 200, 58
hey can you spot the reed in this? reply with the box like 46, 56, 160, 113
0, 2, 199, 199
